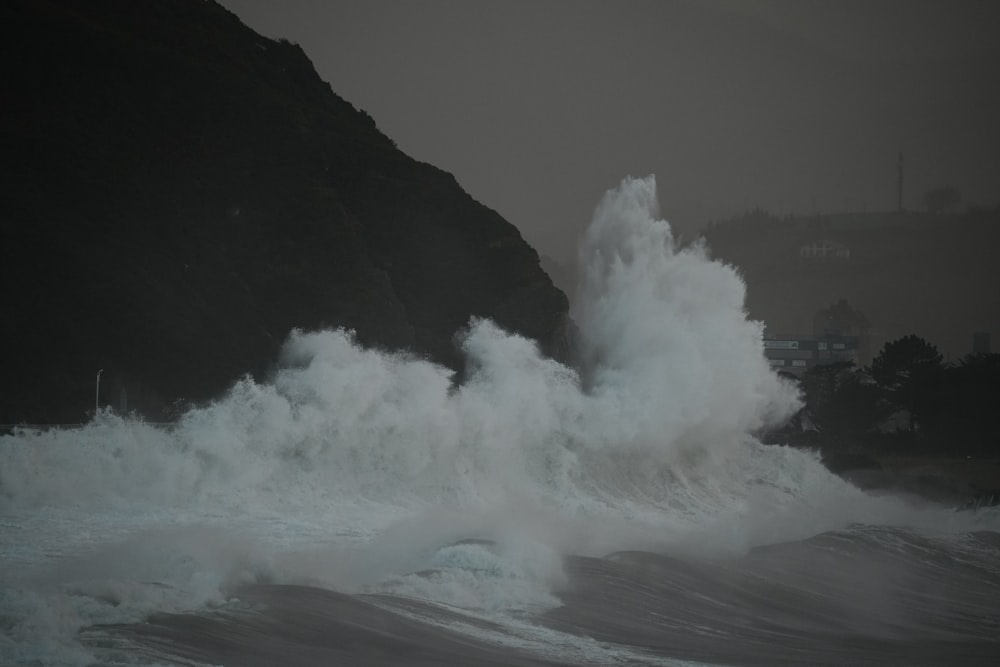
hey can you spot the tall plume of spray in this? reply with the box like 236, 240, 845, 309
0, 177, 801, 519
573, 176, 800, 457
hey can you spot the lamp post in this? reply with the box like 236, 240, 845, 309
96, 369, 103, 416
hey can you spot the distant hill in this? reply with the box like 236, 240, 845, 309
0, 0, 568, 422
702, 208, 1000, 362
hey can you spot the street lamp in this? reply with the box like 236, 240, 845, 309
96, 369, 103, 416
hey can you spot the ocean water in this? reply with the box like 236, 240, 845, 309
2, 177, 998, 666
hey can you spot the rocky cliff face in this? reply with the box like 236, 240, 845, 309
0, 0, 568, 422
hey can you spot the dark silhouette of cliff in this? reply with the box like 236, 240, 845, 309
0, 0, 568, 423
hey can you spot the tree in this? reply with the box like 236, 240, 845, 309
799, 362, 888, 439
813, 298, 870, 336
923, 186, 961, 214
869, 335, 944, 431
935, 353, 1000, 454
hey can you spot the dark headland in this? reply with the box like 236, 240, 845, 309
0, 0, 568, 423
1, 1, 995, 507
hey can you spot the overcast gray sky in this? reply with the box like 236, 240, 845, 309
219, 0, 1000, 261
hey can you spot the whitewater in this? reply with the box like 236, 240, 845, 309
2, 176, 998, 666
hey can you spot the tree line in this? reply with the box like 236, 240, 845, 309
780, 335, 999, 457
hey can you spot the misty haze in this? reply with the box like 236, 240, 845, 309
1, 2, 998, 666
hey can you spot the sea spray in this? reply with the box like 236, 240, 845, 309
3, 177, 996, 667
3, 178, 990, 551
573, 175, 800, 456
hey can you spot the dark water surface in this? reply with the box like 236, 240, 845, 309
84, 527, 1000, 666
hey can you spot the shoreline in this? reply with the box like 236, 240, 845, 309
815, 446, 1000, 507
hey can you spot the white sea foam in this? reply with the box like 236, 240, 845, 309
1, 176, 996, 666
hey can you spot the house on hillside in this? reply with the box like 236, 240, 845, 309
764, 334, 860, 376
798, 239, 850, 261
